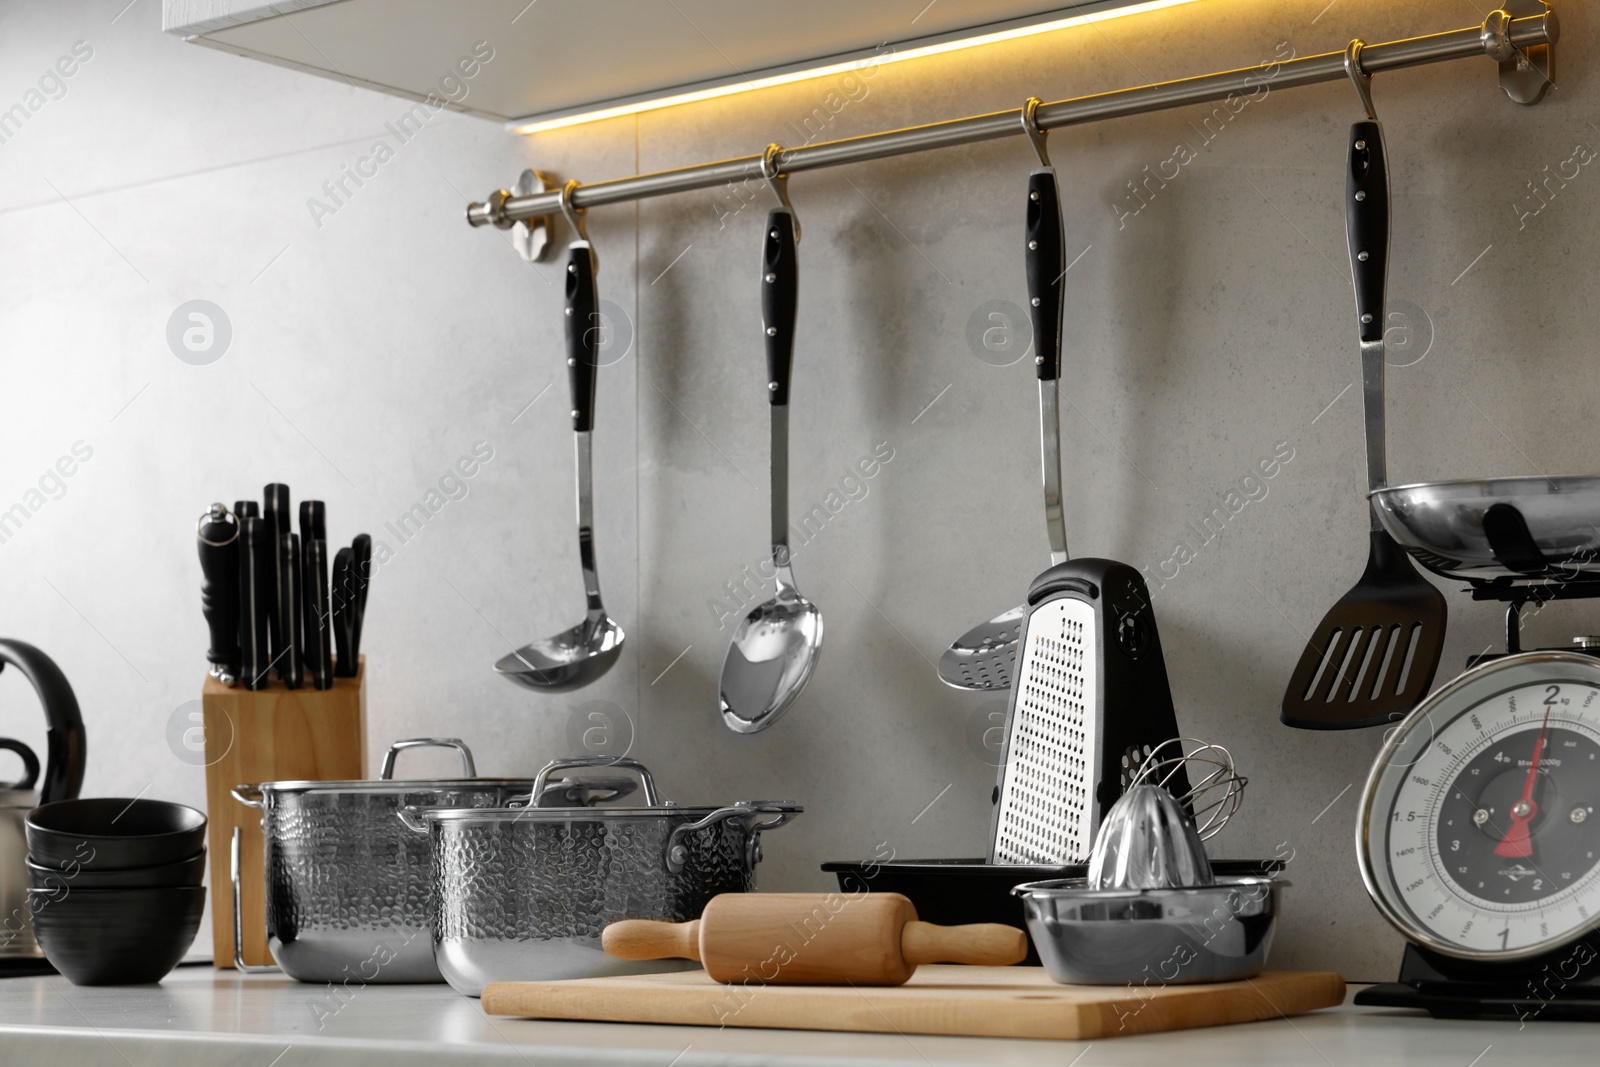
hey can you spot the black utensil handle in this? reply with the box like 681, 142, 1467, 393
198, 513, 241, 676
332, 546, 355, 677
565, 243, 600, 433
299, 500, 326, 545
239, 517, 271, 690
278, 533, 303, 690
304, 538, 333, 689
233, 500, 259, 521
1025, 168, 1065, 382
762, 209, 799, 405
1346, 121, 1389, 344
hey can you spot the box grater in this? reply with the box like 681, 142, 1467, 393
988, 560, 1190, 865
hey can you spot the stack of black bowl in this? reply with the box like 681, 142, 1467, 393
24, 798, 207, 984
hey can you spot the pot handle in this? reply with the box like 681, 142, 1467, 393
231, 784, 265, 809
532, 756, 661, 807
663, 800, 803, 874
230, 827, 279, 973
395, 806, 429, 834
380, 738, 477, 780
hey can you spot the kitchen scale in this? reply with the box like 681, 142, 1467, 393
1355, 568, 1600, 1019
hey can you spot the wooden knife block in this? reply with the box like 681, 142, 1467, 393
202, 658, 366, 968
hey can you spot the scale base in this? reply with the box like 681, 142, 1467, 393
1356, 942, 1600, 1021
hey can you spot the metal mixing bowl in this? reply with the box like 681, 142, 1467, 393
1013, 875, 1281, 985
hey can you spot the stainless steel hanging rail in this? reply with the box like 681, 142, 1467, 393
467, 9, 1557, 231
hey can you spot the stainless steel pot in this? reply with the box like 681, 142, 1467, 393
399, 756, 801, 997
232, 737, 542, 984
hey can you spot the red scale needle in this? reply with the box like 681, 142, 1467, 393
1495, 708, 1552, 860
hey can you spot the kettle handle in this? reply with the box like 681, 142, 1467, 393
0, 738, 40, 791
0, 639, 86, 806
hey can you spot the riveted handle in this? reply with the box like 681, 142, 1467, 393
762, 209, 798, 406
1025, 168, 1064, 382
230, 784, 265, 809
602, 918, 703, 961
566, 242, 600, 432
663, 800, 803, 873
1346, 120, 1389, 344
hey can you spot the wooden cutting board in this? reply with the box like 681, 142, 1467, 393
481, 966, 1346, 1040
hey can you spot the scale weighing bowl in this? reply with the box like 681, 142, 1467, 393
1370, 476, 1600, 582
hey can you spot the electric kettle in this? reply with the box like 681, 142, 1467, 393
0, 640, 87, 960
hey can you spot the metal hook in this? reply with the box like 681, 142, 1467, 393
761, 144, 800, 242
1345, 39, 1378, 120
1021, 97, 1051, 168
558, 179, 597, 272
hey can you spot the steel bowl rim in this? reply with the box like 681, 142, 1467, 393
405, 802, 797, 823
1012, 874, 1284, 898
1370, 474, 1600, 499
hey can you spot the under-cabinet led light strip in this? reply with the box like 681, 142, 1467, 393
509, 0, 1205, 135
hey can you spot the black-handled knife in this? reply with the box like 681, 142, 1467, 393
197, 503, 240, 685
233, 500, 259, 522
277, 532, 303, 690
299, 500, 326, 546
262, 484, 290, 680
350, 533, 372, 666
332, 546, 356, 678
239, 516, 271, 690
304, 538, 334, 690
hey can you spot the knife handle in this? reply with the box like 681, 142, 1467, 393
565, 243, 600, 433
299, 500, 326, 545
197, 505, 240, 683
262, 484, 290, 676
1025, 167, 1064, 382
262, 484, 290, 533
332, 546, 356, 678
761, 209, 798, 406
350, 533, 372, 663
278, 533, 303, 690
233, 500, 259, 522
304, 538, 333, 690
239, 517, 271, 690
1346, 120, 1389, 345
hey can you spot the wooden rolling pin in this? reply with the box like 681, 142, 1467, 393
603, 892, 1027, 986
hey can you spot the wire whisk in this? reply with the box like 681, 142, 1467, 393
1132, 737, 1246, 841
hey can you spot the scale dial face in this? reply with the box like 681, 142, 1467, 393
1357, 652, 1600, 960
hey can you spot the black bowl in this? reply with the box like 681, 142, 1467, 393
27, 885, 204, 985
26, 798, 207, 870
26, 850, 206, 891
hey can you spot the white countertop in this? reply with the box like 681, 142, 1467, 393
0, 965, 1587, 1067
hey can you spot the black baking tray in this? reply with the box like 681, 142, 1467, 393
821, 858, 1284, 966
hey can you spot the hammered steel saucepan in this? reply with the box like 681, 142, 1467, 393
399, 756, 802, 997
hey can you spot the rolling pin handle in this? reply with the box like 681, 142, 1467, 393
602, 918, 703, 962
900, 920, 1028, 967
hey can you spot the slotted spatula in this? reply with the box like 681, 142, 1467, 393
1280, 117, 1445, 730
